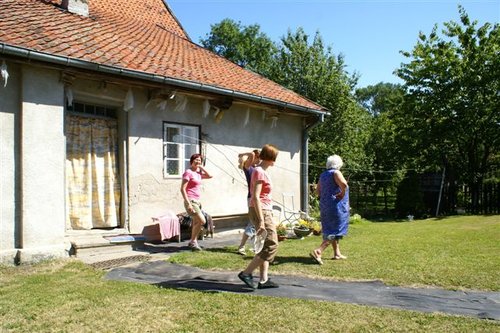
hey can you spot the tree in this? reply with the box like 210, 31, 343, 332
270, 28, 369, 182
200, 18, 277, 76
355, 83, 405, 214
201, 23, 369, 183
395, 6, 500, 213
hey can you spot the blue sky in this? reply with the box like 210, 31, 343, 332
167, 0, 499, 88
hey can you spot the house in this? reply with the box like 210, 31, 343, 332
0, 0, 327, 265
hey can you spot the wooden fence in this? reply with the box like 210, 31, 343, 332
460, 183, 500, 214
347, 179, 499, 218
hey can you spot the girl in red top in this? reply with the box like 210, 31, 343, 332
238, 144, 280, 290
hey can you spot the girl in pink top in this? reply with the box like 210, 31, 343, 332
238, 144, 280, 290
180, 154, 212, 251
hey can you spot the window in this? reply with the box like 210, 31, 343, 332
67, 101, 117, 118
163, 123, 200, 177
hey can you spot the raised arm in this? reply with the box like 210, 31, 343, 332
238, 151, 256, 170
198, 165, 213, 179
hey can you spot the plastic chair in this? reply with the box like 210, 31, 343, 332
272, 204, 282, 226
281, 192, 302, 229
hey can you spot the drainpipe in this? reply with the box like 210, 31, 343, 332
14, 76, 23, 264
301, 114, 324, 214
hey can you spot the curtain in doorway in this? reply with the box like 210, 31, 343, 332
66, 115, 121, 229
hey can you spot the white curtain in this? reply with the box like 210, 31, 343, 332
66, 115, 121, 229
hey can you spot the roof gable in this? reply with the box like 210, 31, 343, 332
0, 0, 325, 113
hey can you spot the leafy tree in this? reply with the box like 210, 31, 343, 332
270, 29, 369, 182
201, 23, 369, 183
395, 6, 500, 212
355, 83, 405, 214
200, 18, 277, 76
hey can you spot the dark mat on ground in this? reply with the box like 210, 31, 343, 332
105, 260, 500, 321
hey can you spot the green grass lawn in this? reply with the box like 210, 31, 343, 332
174, 215, 500, 291
1, 215, 499, 332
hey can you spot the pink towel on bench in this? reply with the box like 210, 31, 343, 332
152, 211, 180, 241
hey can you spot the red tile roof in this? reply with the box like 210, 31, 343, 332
0, 0, 325, 113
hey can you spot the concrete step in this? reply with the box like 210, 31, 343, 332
67, 221, 246, 269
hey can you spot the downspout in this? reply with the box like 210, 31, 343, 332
14, 76, 23, 264
301, 113, 324, 214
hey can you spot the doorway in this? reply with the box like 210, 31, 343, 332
65, 102, 121, 230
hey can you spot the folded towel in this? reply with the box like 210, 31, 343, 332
152, 211, 180, 241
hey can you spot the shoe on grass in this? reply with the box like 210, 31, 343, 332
188, 242, 202, 251
332, 254, 347, 260
238, 271, 256, 289
237, 247, 246, 255
258, 279, 279, 289
309, 250, 323, 265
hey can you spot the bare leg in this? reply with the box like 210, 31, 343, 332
243, 255, 265, 275
315, 239, 331, 256
310, 239, 331, 264
190, 212, 206, 243
239, 233, 249, 248
332, 239, 347, 259
259, 260, 270, 282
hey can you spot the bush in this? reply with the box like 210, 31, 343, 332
350, 213, 363, 224
395, 170, 426, 218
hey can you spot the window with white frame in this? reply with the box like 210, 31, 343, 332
163, 123, 200, 177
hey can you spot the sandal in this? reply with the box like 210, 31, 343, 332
309, 250, 323, 265
332, 254, 347, 260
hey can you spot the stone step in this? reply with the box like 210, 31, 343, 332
67, 222, 246, 269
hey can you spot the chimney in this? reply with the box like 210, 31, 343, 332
61, 0, 89, 17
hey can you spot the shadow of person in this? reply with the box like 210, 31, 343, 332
154, 279, 255, 293
271, 255, 319, 266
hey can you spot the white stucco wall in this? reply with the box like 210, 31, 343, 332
0, 61, 19, 264
127, 91, 302, 235
18, 66, 67, 263
0, 59, 308, 260
0, 64, 67, 264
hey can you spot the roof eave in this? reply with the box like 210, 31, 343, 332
0, 43, 328, 116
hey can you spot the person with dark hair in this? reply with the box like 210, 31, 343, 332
310, 154, 349, 265
237, 149, 260, 255
238, 144, 280, 290
180, 153, 212, 251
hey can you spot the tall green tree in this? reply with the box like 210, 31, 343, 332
395, 6, 500, 212
201, 22, 369, 183
355, 83, 405, 213
200, 18, 277, 76
270, 28, 369, 181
